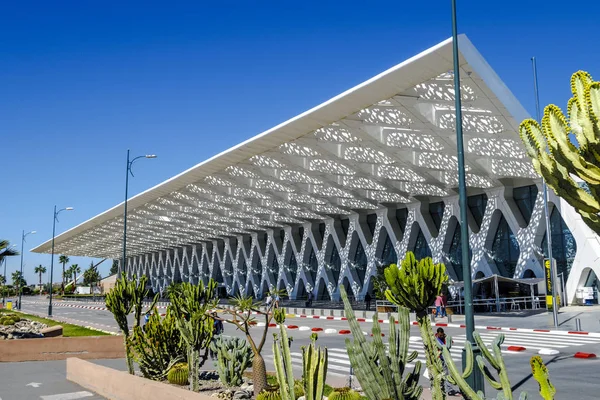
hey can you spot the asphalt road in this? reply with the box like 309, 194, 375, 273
0, 359, 105, 400
18, 298, 600, 398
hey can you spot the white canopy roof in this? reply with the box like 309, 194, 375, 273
31, 34, 534, 259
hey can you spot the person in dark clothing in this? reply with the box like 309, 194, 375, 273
306, 292, 313, 307
365, 292, 372, 310
210, 312, 224, 360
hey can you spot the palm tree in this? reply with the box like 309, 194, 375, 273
34, 265, 46, 293
71, 264, 81, 285
0, 240, 19, 264
11, 271, 26, 296
0, 275, 5, 286
83, 262, 101, 293
59, 255, 69, 295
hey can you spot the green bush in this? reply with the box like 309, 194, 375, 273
11, 316, 20, 323
3, 319, 15, 326
166, 363, 188, 386
294, 381, 304, 399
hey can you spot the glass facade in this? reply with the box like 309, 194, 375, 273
542, 207, 577, 280
366, 214, 378, 237
491, 214, 520, 277
351, 231, 368, 283
513, 185, 538, 225
468, 193, 488, 229
285, 242, 297, 282
448, 220, 463, 281
326, 236, 341, 283
429, 202, 445, 232
412, 224, 432, 260
381, 230, 398, 265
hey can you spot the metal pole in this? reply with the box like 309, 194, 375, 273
531, 57, 559, 328
452, 0, 484, 392
18, 230, 24, 310
48, 206, 57, 316
2, 258, 6, 306
122, 149, 130, 277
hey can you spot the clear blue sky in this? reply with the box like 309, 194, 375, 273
2, 1, 599, 285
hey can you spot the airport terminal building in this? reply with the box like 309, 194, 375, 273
32, 35, 599, 304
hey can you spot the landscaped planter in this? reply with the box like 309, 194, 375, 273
67, 358, 215, 400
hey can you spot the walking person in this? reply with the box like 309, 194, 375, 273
306, 292, 313, 308
365, 292, 372, 311
274, 293, 280, 308
142, 311, 151, 332
210, 312, 224, 360
435, 294, 443, 318
265, 293, 273, 309
440, 292, 448, 318
435, 328, 461, 397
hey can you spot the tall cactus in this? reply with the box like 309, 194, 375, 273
341, 286, 422, 400
530, 356, 555, 400
383, 252, 448, 400
519, 71, 600, 235
130, 307, 186, 380
302, 333, 327, 400
440, 332, 529, 400
169, 280, 218, 392
105, 273, 158, 374
210, 336, 253, 387
273, 323, 296, 400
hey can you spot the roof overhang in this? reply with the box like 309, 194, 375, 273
31, 34, 535, 259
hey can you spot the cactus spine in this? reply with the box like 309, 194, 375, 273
105, 273, 158, 374
302, 332, 327, 400
130, 307, 186, 380
167, 362, 189, 386
519, 71, 600, 235
328, 387, 361, 400
383, 253, 447, 399
257, 386, 282, 400
169, 280, 218, 392
273, 323, 296, 400
530, 356, 555, 400
341, 286, 422, 400
440, 332, 530, 399
210, 336, 253, 387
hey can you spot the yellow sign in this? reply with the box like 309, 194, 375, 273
544, 259, 559, 311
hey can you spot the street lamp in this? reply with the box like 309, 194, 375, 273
121, 150, 156, 276
48, 206, 74, 316
451, 0, 484, 392
18, 230, 36, 310
2, 244, 17, 306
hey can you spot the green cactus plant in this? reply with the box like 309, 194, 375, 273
341, 285, 422, 400
167, 362, 189, 386
328, 387, 361, 400
293, 381, 304, 399
130, 307, 186, 380
519, 71, 600, 235
302, 331, 327, 400
105, 273, 158, 374
273, 323, 296, 400
11, 315, 20, 323
257, 386, 282, 400
382, 253, 447, 400
210, 336, 253, 387
169, 280, 218, 392
530, 356, 555, 400
439, 332, 529, 400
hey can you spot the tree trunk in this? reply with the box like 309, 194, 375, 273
124, 334, 134, 375
61, 264, 65, 295
252, 352, 268, 397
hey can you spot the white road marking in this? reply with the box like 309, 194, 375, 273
27, 382, 42, 388
40, 391, 95, 400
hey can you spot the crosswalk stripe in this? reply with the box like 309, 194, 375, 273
456, 334, 571, 349
484, 332, 600, 344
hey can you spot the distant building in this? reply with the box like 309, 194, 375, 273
99, 274, 117, 294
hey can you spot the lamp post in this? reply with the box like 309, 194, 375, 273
48, 206, 74, 316
18, 230, 36, 310
451, 0, 484, 392
121, 150, 156, 276
2, 244, 17, 306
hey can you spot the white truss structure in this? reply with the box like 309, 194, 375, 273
31, 35, 600, 303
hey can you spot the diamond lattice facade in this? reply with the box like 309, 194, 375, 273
31, 35, 600, 304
